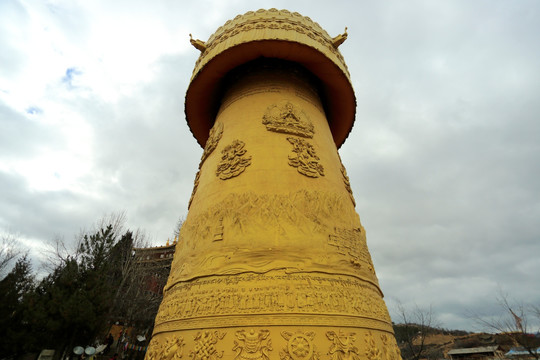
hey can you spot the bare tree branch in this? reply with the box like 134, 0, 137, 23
471, 291, 540, 360
173, 216, 185, 238
395, 301, 439, 360
0, 232, 22, 278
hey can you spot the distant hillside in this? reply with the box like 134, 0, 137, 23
392, 324, 539, 359
393, 323, 469, 344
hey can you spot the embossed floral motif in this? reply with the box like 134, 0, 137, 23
326, 331, 361, 360
280, 331, 319, 360
216, 140, 252, 180
287, 137, 324, 178
233, 329, 272, 360
146, 336, 185, 360
189, 331, 226, 360
200, 121, 224, 167
364, 332, 381, 360
262, 101, 314, 138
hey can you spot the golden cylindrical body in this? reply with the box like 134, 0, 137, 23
146, 59, 401, 360
147, 9, 401, 360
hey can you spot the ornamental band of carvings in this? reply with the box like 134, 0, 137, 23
280, 331, 319, 360
326, 331, 361, 360
233, 329, 272, 360
365, 332, 382, 360
194, 9, 350, 78
180, 191, 357, 245
263, 101, 314, 138
216, 140, 252, 180
200, 121, 224, 167
155, 315, 392, 335
155, 274, 390, 325
146, 336, 185, 360
287, 137, 324, 178
189, 331, 226, 360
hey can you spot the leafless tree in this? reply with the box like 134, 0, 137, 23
0, 232, 22, 278
473, 292, 540, 360
395, 302, 439, 360
108, 231, 170, 343
173, 216, 184, 238
109, 228, 150, 312
43, 211, 128, 271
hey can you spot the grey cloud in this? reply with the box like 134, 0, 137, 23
1, 0, 539, 332
0, 101, 65, 158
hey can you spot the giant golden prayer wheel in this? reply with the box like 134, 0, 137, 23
146, 9, 401, 360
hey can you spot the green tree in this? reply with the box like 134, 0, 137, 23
27, 221, 128, 357
0, 255, 34, 358
0, 232, 22, 278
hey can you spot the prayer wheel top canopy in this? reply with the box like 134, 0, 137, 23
185, 8, 356, 149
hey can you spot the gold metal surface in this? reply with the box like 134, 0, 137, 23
185, 9, 356, 149
147, 9, 400, 360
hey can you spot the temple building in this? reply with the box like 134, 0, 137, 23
133, 238, 176, 295
108, 239, 177, 348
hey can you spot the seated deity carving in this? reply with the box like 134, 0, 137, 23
263, 101, 314, 138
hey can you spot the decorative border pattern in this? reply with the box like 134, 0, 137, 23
192, 9, 350, 80
154, 313, 394, 335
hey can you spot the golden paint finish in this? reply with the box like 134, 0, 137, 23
280, 331, 319, 360
191, 9, 350, 83
262, 101, 314, 139
185, 9, 356, 149
286, 137, 325, 178
233, 329, 272, 360
147, 9, 400, 360
190, 331, 227, 360
216, 140, 252, 180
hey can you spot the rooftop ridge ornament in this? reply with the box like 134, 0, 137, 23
332, 27, 348, 48
189, 34, 206, 52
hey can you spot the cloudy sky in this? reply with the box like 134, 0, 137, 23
1, 0, 539, 331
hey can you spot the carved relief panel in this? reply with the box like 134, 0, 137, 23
189, 331, 226, 360
190, 121, 224, 208
233, 329, 272, 360
328, 227, 375, 274
380, 334, 401, 360
326, 331, 361, 360
340, 163, 355, 207
287, 137, 324, 178
216, 140, 252, 179
201, 121, 224, 167
262, 101, 314, 138
280, 331, 319, 360
146, 336, 185, 360
364, 332, 382, 360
